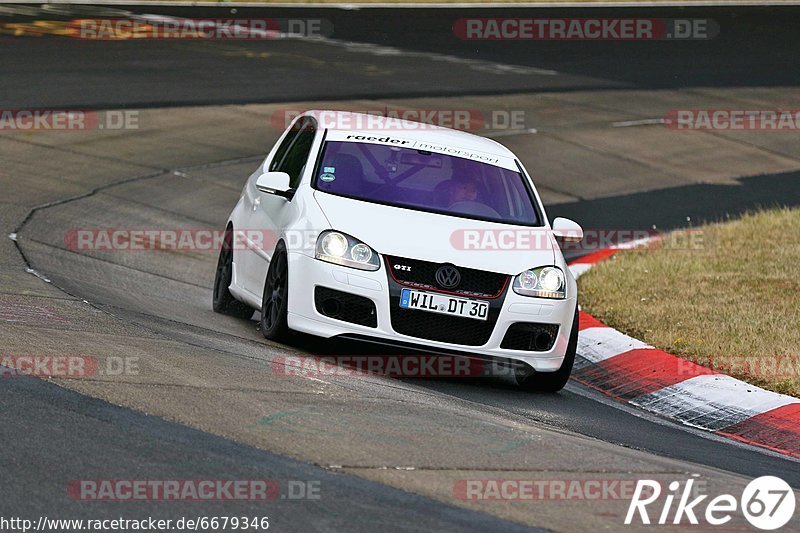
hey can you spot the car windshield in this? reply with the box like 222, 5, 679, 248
314, 141, 541, 226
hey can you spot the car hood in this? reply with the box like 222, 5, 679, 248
313, 191, 555, 275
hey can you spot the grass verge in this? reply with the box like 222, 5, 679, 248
578, 207, 800, 397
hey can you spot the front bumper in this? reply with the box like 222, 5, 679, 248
286, 252, 577, 372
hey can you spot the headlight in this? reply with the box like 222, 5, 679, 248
513, 266, 566, 299
321, 232, 348, 258
315, 231, 380, 271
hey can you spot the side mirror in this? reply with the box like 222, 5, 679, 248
256, 171, 292, 199
552, 217, 583, 243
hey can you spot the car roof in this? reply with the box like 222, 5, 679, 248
299, 110, 518, 161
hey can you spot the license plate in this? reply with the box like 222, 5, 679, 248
399, 289, 489, 321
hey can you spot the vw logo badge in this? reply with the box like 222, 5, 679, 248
435, 265, 461, 289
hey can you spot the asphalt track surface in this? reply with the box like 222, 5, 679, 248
1, 375, 540, 531
3, 4, 800, 109
2, 4, 800, 531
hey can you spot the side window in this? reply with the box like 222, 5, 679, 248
269, 123, 301, 172
276, 120, 317, 188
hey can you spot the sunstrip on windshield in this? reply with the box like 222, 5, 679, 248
325, 130, 518, 170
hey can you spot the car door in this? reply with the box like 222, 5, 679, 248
239, 117, 318, 299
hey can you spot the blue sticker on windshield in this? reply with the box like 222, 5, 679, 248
320, 173, 336, 182
323, 166, 336, 173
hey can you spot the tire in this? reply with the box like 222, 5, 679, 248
515, 305, 579, 392
260, 242, 290, 341
212, 226, 254, 319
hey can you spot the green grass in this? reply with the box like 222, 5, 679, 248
578, 208, 800, 397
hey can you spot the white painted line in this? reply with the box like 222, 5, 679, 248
299, 375, 330, 385
631, 374, 800, 430
568, 236, 657, 279
577, 326, 654, 364
132, 13, 560, 77
612, 118, 666, 128
484, 128, 538, 138
136, 12, 284, 37
568, 262, 593, 279
317, 39, 558, 75
611, 235, 658, 250
25, 268, 51, 283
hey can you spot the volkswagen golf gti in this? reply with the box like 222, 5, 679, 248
213, 111, 584, 391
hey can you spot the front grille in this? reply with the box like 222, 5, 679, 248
314, 287, 377, 328
389, 304, 501, 346
500, 322, 559, 351
385, 256, 508, 298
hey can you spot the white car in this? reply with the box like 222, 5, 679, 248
213, 111, 584, 391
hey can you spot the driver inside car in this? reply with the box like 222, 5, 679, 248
448, 176, 480, 206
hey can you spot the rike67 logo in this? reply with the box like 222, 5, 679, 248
626, 476, 796, 530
